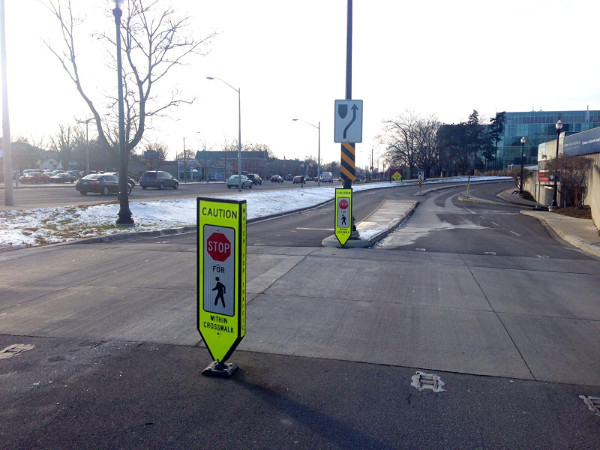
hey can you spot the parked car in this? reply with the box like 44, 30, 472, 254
246, 173, 262, 185
19, 172, 50, 184
75, 173, 130, 196
321, 172, 333, 183
106, 172, 136, 189
226, 175, 253, 189
50, 173, 77, 183
270, 175, 283, 183
139, 171, 179, 190
292, 176, 305, 184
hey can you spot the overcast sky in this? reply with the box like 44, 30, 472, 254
2, 0, 600, 170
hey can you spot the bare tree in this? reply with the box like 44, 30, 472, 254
142, 141, 167, 170
44, 0, 214, 159
414, 115, 440, 178
546, 155, 592, 208
379, 112, 420, 178
50, 124, 77, 169
379, 112, 440, 178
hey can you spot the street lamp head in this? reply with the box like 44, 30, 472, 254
112, 0, 124, 19
521, 136, 526, 144
206, 76, 215, 80
556, 119, 563, 131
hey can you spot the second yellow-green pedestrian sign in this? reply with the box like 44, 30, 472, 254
335, 188, 352, 246
197, 197, 246, 368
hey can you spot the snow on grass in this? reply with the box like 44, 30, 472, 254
0, 177, 510, 248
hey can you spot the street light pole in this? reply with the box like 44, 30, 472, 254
549, 119, 563, 210
207, 77, 242, 192
1, 0, 14, 206
292, 119, 321, 187
77, 117, 93, 173
519, 136, 526, 196
113, 0, 133, 226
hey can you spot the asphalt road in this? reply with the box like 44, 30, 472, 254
1, 180, 600, 448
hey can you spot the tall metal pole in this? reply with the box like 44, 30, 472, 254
519, 137, 525, 196
206, 77, 242, 192
114, 2, 133, 226
317, 121, 321, 187
237, 87, 242, 192
549, 120, 562, 210
342, 0, 353, 190
1, 0, 14, 206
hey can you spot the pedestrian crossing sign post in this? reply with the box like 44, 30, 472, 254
197, 197, 246, 377
335, 188, 353, 246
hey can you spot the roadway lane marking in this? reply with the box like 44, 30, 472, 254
484, 252, 496, 255
491, 222, 500, 227
510, 231, 521, 237
296, 227, 332, 231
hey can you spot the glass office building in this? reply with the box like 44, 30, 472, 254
498, 110, 600, 169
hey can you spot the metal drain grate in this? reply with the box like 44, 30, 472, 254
580, 396, 600, 417
0, 344, 35, 360
411, 371, 446, 392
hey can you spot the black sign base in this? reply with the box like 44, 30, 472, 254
202, 361, 239, 378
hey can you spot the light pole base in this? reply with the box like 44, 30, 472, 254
548, 203, 560, 212
116, 208, 134, 226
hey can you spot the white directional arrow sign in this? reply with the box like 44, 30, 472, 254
334, 99, 363, 143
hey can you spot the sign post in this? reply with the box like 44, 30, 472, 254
197, 197, 246, 377
335, 188, 353, 246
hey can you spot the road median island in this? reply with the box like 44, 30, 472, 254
322, 199, 418, 248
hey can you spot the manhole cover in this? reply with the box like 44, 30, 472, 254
580, 395, 600, 417
411, 371, 445, 392
0, 344, 35, 360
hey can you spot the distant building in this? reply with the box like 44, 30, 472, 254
498, 109, 600, 169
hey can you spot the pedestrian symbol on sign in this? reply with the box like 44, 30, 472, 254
213, 277, 226, 307
203, 226, 235, 317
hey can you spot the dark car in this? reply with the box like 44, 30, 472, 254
19, 172, 50, 184
75, 173, 130, 196
50, 173, 77, 183
270, 175, 283, 183
292, 176, 305, 184
246, 173, 262, 185
107, 172, 136, 189
139, 171, 179, 190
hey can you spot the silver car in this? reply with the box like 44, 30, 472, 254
226, 175, 253, 189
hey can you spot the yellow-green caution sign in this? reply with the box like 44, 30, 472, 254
335, 188, 352, 246
197, 198, 246, 369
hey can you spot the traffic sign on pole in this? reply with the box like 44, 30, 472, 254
334, 99, 363, 143
335, 188, 353, 246
197, 197, 246, 377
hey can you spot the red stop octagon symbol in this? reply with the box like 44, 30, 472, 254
207, 232, 231, 262
339, 199, 349, 209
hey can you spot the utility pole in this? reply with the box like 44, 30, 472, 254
1, 0, 14, 206
341, 0, 355, 190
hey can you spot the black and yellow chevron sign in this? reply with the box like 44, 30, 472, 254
340, 143, 356, 183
